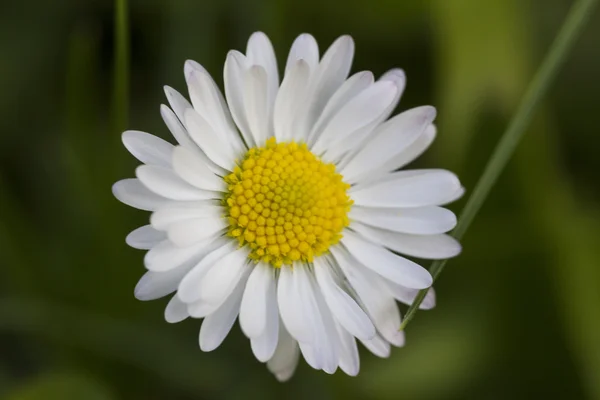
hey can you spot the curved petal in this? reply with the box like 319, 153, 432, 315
164, 294, 189, 323
134, 257, 197, 301
313, 257, 375, 340
244, 65, 270, 145
386, 283, 436, 310
166, 217, 227, 247
246, 32, 279, 108
112, 179, 168, 211
184, 109, 236, 171
199, 273, 247, 352
126, 225, 166, 249
199, 247, 252, 307
267, 322, 300, 382
359, 333, 391, 358
172, 146, 227, 192
277, 265, 312, 343
273, 60, 310, 142
250, 279, 279, 362
136, 165, 214, 201
224, 50, 255, 148
335, 322, 360, 376
341, 106, 436, 184
144, 238, 209, 272
240, 262, 275, 338
163, 86, 192, 126
122, 130, 173, 167
352, 222, 462, 260
285, 33, 319, 73
150, 201, 222, 230
349, 205, 457, 235
341, 230, 433, 289
350, 169, 462, 208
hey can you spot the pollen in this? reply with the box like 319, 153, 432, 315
224, 137, 352, 267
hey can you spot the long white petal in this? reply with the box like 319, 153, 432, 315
112, 179, 168, 211
224, 50, 255, 148
172, 146, 226, 192
267, 322, 300, 382
134, 256, 198, 301
352, 222, 462, 260
341, 106, 436, 183
150, 201, 222, 230
359, 333, 391, 358
166, 217, 227, 247
243, 65, 270, 145
313, 257, 375, 340
163, 86, 192, 126
250, 280, 279, 362
312, 81, 397, 155
240, 263, 275, 338
136, 165, 214, 201
177, 238, 236, 303
273, 60, 310, 142
164, 294, 189, 323
184, 109, 236, 171
144, 239, 209, 272
335, 322, 360, 376
246, 32, 279, 109
350, 169, 462, 208
199, 274, 247, 352
199, 247, 252, 307
277, 265, 312, 343
386, 282, 436, 310
126, 225, 166, 249
341, 230, 432, 289
285, 33, 319, 73
122, 130, 173, 167
349, 205, 457, 235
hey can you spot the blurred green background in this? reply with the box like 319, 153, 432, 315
1, 0, 599, 399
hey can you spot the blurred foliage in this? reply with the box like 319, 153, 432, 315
1, 0, 599, 399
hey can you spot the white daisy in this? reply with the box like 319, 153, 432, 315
113, 32, 463, 381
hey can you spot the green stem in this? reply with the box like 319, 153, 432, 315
113, 0, 129, 134
401, 0, 598, 330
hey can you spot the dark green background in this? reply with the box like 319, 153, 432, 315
1, 0, 599, 399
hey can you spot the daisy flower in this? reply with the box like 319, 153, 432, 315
113, 32, 463, 381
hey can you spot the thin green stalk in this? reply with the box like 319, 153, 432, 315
112, 0, 129, 134
401, 0, 598, 330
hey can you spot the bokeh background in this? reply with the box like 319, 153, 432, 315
1, 0, 600, 399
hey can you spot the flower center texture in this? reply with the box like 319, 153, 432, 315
224, 138, 352, 267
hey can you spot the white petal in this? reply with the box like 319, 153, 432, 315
150, 201, 222, 230
240, 263, 275, 338
126, 225, 166, 249
163, 86, 192, 126
177, 238, 237, 303
134, 257, 197, 301
349, 205, 457, 235
341, 106, 436, 183
285, 33, 319, 73
313, 257, 375, 340
335, 322, 360, 376
167, 217, 227, 247
184, 62, 245, 155
112, 179, 167, 211
350, 169, 462, 208
312, 81, 397, 155
144, 239, 208, 272
273, 60, 310, 142
331, 247, 404, 346
277, 265, 312, 343
308, 71, 374, 147
440, 185, 466, 205
184, 109, 236, 171
199, 274, 246, 352
246, 32, 279, 107
267, 322, 300, 382
164, 294, 189, 323
172, 146, 226, 192
360, 334, 391, 358
352, 222, 462, 260
250, 281, 279, 362
309, 268, 340, 374
199, 247, 252, 307
160, 104, 226, 176
386, 283, 436, 310
122, 130, 173, 167
244, 65, 270, 145
390, 123, 437, 171
136, 165, 214, 201
341, 230, 432, 289
295, 36, 355, 141
378, 68, 407, 120
224, 50, 255, 148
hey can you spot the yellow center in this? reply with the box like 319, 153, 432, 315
224, 138, 352, 267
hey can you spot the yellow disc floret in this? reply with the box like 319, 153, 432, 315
224, 137, 352, 267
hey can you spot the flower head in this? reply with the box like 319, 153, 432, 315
113, 32, 463, 380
